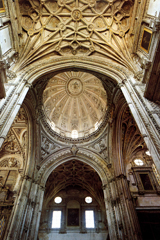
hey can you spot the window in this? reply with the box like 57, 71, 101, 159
71, 130, 78, 138
145, 150, 151, 156
52, 211, 61, 228
85, 210, 95, 228
85, 196, 92, 203
54, 196, 62, 203
51, 121, 55, 130
95, 122, 99, 130
134, 159, 144, 166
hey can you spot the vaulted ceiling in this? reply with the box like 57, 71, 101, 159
15, 0, 136, 72
43, 71, 107, 138
44, 160, 104, 208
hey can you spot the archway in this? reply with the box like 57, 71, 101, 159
39, 159, 108, 240
0, 61, 159, 240
1, 59, 159, 176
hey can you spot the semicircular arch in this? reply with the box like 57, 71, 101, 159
19, 57, 129, 87
36, 147, 112, 187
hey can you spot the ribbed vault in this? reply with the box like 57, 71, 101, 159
44, 160, 104, 207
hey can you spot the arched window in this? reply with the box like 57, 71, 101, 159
71, 130, 78, 139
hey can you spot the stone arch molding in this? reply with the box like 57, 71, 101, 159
36, 147, 112, 187
0, 58, 131, 158
20, 57, 129, 86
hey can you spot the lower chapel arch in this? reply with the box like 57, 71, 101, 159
38, 158, 110, 240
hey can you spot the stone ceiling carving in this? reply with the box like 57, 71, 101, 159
0, 106, 28, 208
0, 106, 28, 171
44, 160, 104, 207
43, 71, 107, 138
121, 106, 147, 163
16, 0, 136, 71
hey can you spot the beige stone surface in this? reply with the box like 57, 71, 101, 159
137, 196, 160, 207
43, 71, 107, 138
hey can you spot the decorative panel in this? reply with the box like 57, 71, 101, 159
16, 0, 136, 71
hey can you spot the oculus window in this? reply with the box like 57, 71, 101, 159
85, 196, 92, 203
52, 211, 61, 228
54, 196, 62, 204
134, 159, 144, 166
85, 210, 95, 228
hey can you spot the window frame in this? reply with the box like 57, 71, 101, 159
132, 166, 160, 194
51, 210, 62, 229
85, 209, 95, 229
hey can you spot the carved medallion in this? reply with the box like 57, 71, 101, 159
72, 9, 82, 21
67, 78, 83, 96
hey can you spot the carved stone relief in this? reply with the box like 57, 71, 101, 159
42, 71, 108, 138
0, 158, 20, 168
1, 130, 22, 155
16, 0, 137, 72
41, 132, 60, 160
0, 106, 28, 193
87, 132, 108, 161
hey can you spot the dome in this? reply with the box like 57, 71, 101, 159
42, 71, 107, 138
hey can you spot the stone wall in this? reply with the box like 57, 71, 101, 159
38, 231, 108, 240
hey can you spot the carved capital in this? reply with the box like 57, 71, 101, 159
108, 177, 116, 183
118, 83, 124, 88
6, 70, 16, 80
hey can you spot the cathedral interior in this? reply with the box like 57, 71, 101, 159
0, 0, 160, 239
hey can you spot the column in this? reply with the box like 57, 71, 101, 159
5, 175, 32, 240
28, 185, 45, 240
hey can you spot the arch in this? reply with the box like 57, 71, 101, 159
112, 94, 147, 177
0, 57, 129, 151
19, 57, 128, 86
36, 147, 112, 187
1, 56, 160, 185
